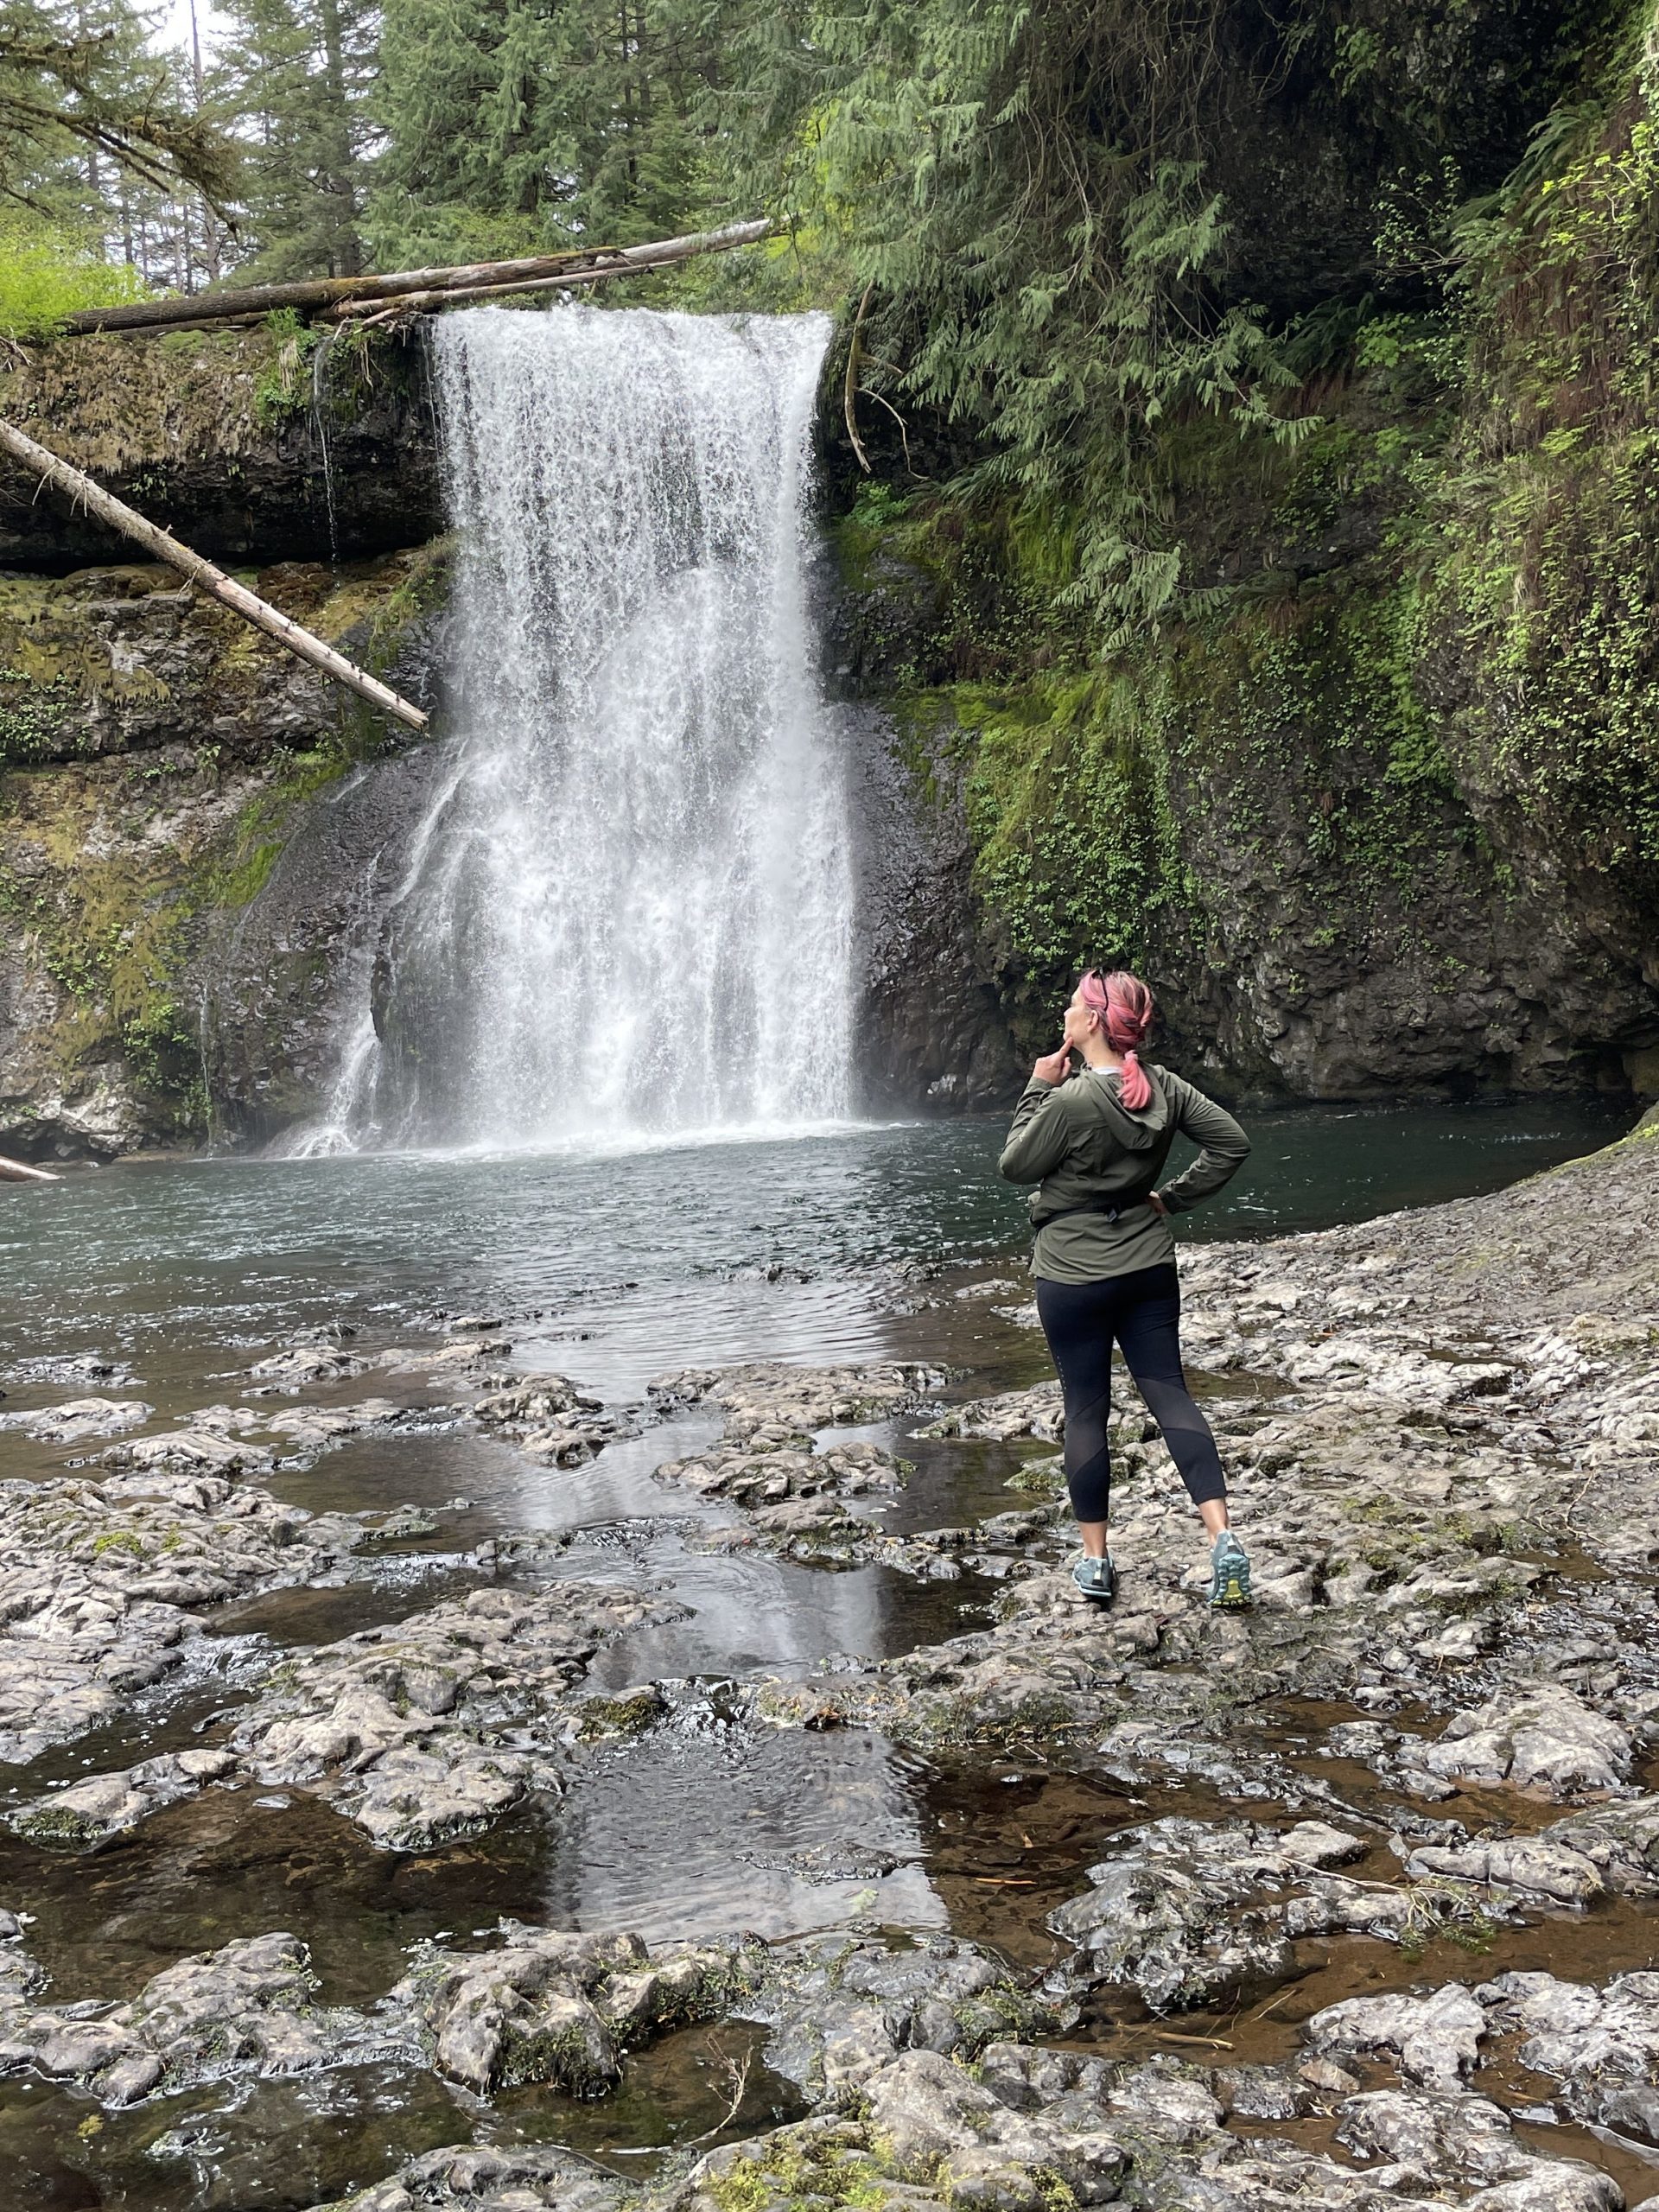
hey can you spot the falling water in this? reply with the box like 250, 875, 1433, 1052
306, 305, 854, 1153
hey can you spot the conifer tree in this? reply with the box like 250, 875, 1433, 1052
370, 0, 741, 266
0, 0, 231, 212
213, 0, 375, 276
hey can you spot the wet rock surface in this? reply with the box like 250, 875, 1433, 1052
0, 1461, 363, 1763
1, 1122, 1656, 2206
229, 1580, 686, 1847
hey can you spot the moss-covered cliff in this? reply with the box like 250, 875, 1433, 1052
0, 581, 444, 1154
839, 18, 1659, 1109
0, 326, 453, 1153
0, 321, 440, 570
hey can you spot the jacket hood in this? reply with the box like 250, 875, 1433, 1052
1074, 1066, 1169, 1152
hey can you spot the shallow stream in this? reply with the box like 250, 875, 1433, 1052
0, 1097, 1650, 2208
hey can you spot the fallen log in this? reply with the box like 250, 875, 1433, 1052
0, 1154, 60, 1183
0, 417, 429, 734
62, 219, 774, 337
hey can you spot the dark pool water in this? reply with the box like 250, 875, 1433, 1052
0, 1098, 1631, 1400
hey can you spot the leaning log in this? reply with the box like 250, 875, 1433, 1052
0, 1154, 60, 1182
62, 219, 774, 337
0, 418, 429, 734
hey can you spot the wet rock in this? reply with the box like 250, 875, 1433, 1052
245, 1343, 368, 1390
740, 1839, 902, 1884
378, 1338, 514, 1381
103, 1422, 274, 1474
1480, 1970, 1659, 2145
0, 1917, 40, 2001
0, 1395, 152, 1443
569, 1683, 668, 1741
1047, 1818, 1298, 2009
10, 1746, 236, 1844
650, 1362, 942, 1440
263, 1397, 437, 1453
0, 1465, 358, 1761
750, 1611, 1119, 1751
363, 1503, 441, 1541
472, 1377, 634, 1465
1464, 2177, 1622, 2210
340, 1738, 531, 1849
867, 2046, 1129, 2202
1403, 1834, 1606, 1904
1212, 2063, 1315, 2121
316, 2145, 628, 2212
517, 1412, 637, 1465
0, 1931, 380, 2104
1303, 1982, 1487, 2087
920, 1382, 1065, 1443
232, 1579, 684, 1845
753, 1934, 1058, 2104
1544, 1793, 1659, 1891
3, 1354, 136, 1390
683, 2051, 1127, 2212
1045, 1815, 1455, 2012
1335, 2088, 1616, 2199
1403, 1685, 1632, 1797
1283, 1336, 1514, 1406
1298, 2054, 1363, 2096
975, 2041, 1116, 2113
474, 1378, 601, 1425
391, 1923, 743, 2094
656, 1438, 907, 1535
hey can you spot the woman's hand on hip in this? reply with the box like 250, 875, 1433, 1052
1147, 1192, 1169, 1215
1032, 1046, 1071, 1085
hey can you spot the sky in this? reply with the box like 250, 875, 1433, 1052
153, 0, 229, 63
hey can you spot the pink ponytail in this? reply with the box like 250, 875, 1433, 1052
1078, 969, 1155, 1109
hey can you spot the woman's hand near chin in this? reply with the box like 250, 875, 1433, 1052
1032, 1046, 1072, 1085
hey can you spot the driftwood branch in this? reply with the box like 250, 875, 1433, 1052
843, 281, 874, 474
0, 417, 429, 734
62, 219, 775, 338
0, 1153, 60, 1183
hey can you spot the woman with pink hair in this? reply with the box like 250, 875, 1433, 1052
1000, 968, 1253, 1608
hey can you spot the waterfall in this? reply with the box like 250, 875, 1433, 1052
305, 304, 854, 1154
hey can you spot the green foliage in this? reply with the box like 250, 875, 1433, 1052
0, 216, 142, 338
1427, 23, 1659, 901
211, 0, 375, 277
732, 0, 1321, 633
368, 0, 746, 266
0, 667, 79, 760
0, 0, 235, 215
210, 740, 353, 909
958, 671, 1189, 973
251, 307, 322, 422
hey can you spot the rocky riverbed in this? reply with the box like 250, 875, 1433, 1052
0, 1114, 1655, 2208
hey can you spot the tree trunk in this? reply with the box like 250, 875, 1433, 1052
0, 418, 429, 734
61, 218, 773, 335
317, 0, 363, 277
0, 1154, 60, 1183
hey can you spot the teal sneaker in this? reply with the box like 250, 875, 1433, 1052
1072, 1554, 1116, 1605
1208, 1530, 1252, 1610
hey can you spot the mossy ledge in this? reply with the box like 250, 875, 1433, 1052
0, 539, 448, 1159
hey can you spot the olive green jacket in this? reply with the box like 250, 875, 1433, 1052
999, 1064, 1250, 1282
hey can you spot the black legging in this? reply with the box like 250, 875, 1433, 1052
1035, 1263, 1227, 1524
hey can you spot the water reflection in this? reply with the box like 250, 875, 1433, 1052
0, 1103, 1630, 1393
543, 1726, 943, 1942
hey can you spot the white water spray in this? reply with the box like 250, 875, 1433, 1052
302, 305, 854, 1153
